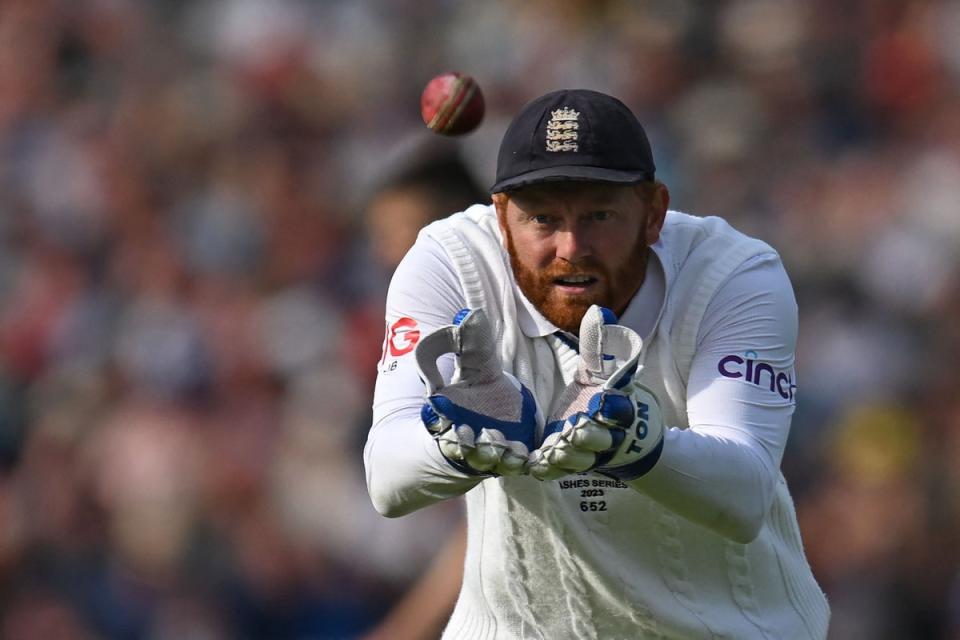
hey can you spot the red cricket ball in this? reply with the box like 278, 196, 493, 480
420, 72, 485, 136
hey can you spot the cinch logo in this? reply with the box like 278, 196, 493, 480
386, 317, 420, 357
718, 350, 796, 400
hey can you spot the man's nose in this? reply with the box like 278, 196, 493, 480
555, 228, 590, 262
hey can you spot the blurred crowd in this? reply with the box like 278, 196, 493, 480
0, 0, 958, 638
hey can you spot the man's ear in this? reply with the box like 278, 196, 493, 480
644, 182, 669, 246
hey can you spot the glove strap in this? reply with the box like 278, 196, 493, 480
596, 436, 665, 481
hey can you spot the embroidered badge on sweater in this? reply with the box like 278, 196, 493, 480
546, 107, 579, 152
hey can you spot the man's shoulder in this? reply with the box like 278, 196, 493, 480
411, 203, 509, 308
421, 203, 497, 237
417, 203, 504, 267
659, 210, 775, 261
663, 210, 757, 241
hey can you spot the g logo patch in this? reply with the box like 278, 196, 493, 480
387, 317, 420, 357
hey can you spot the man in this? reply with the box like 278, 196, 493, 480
364, 89, 829, 639
364, 141, 489, 275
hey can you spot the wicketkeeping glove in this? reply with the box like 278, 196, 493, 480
528, 305, 665, 482
415, 308, 540, 476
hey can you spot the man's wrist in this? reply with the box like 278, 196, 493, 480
596, 436, 664, 481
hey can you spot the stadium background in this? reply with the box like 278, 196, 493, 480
0, 1, 958, 638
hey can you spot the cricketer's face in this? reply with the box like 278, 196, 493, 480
494, 181, 667, 335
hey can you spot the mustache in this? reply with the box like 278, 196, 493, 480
540, 260, 607, 280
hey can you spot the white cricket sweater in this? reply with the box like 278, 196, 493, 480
365, 205, 829, 639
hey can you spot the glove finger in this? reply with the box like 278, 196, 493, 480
570, 421, 616, 451
526, 450, 550, 479
576, 305, 617, 376
455, 425, 476, 447
476, 428, 507, 448
528, 445, 576, 480
438, 433, 464, 461
589, 391, 634, 428
452, 309, 502, 385
476, 429, 526, 473
505, 438, 529, 458
465, 443, 501, 471
438, 425, 475, 461
421, 403, 452, 435
415, 325, 459, 394
548, 443, 595, 472
541, 431, 563, 450
496, 450, 528, 475
500, 440, 530, 475
529, 459, 570, 481
599, 327, 642, 389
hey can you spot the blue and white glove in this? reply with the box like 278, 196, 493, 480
415, 308, 540, 476
528, 305, 665, 482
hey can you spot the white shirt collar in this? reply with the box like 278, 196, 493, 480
619, 248, 666, 342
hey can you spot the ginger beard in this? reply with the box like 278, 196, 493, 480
502, 221, 650, 335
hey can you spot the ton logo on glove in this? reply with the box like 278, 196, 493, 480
628, 401, 650, 449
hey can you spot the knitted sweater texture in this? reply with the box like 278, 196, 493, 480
420, 205, 829, 640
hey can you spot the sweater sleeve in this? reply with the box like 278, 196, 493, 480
364, 234, 485, 518
629, 253, 798, 543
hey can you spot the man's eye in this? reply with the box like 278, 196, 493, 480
590, 211, 613, 221
531, 214, 554, 225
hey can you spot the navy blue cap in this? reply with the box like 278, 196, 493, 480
491, 89, 655, 194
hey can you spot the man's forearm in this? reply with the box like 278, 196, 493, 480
627, 426, 778, 544
364, 413, 483, 517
